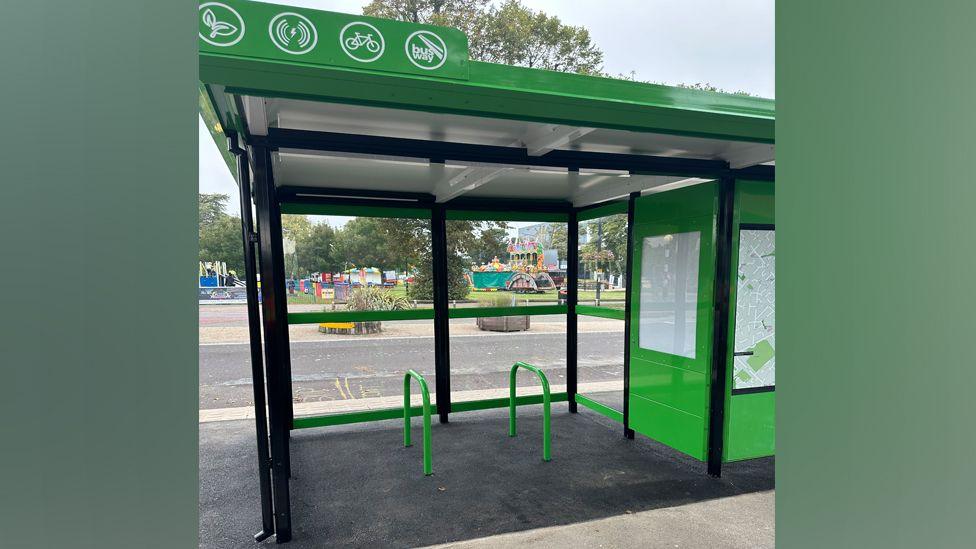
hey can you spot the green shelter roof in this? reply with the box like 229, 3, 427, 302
199, 0, 774, 207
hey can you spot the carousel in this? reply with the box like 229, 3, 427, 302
469, 238, 557, 293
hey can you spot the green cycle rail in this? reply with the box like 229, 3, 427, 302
509, 362, 552, 462
403, 370, 433, 476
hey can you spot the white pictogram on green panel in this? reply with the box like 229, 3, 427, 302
269, 12, 318, 55
405, 30, 448, 70
199, 2, 245, 47
340, 21, 385, 63
732, 229, 775, 389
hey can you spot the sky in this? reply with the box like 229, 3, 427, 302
199, 0, 775, 216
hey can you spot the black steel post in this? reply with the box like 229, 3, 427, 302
228, 134, 275, 542
566, 208, 579, 413
706, 177, 736, 477
252, 144, 293, 541
622, 191, 639, 439
431, 203, 451, 423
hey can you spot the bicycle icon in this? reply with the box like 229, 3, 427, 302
339, 21, 385, 63
345, 32, 381, 53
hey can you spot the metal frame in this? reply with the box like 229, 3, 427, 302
238, 124, 773, 542
706, 177, 737, 477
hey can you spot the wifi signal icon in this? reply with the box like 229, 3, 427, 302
269, 12, 318, 54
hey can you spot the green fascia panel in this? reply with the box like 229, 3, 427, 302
448, 305, 567, 319
725, 391, 776, 461
446, 209, 568, 222
628, 394, 706, 460
450, 392, 568, 412
576, 305, 625, 320
575, 394, 623, 423
629, 357, 708, 418
198, 0, 470, 81
577, 201, 628, 222
288, 309, 435, 324
633, 182, 719, 226
200, 53, 773, 143
721, 179, 775, 460
281, 202, 431, 219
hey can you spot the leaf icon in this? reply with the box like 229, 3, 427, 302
210, 21, 238, 38
203, 9, 216, 27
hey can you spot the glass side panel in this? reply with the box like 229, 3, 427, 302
578, 213, 628, 309
732, 229, 776, 390
638, 231, 701, 358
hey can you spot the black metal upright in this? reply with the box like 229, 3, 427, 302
431, 203, 451, 423
252, 144, 293, 541
706, 177, 736, 477
566, 208, 579, 413
622, 191, 639, 439
228, 134, 275, 542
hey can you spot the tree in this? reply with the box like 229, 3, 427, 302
199, 193, 230, 232
198, 193, 244, 275
332, 217, 400, 271
363, 0, 604, 74
465, 224, 510, 265
294, 223, 340, 276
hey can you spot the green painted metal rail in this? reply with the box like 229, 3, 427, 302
403, 370, 433, 476
509, 362, 552, 462
291, 393, 568, 429
288, 309, 435, 324
448, 304, 567, 319
574, 393, 624, 423
575, 304, 626, 320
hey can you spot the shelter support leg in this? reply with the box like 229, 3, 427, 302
566, 208, 579, 413
622, 192, 639, 439
228, 134, 276, 541
706, 177, 736, 477
253, 144, 293, 541
431, 203, 451, 423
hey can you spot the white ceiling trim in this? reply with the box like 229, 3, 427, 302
723, 143, 775, 169
242, 96, 269, 136
572, 174, 686, 207
520, 124, 596, 156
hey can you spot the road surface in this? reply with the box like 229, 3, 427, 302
200, 331, 623, 409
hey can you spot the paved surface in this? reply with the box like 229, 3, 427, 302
200, 327, 624, 410
199, 406, 774, 548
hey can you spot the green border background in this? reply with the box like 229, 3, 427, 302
778, 1, 976, 547
0, 1, 199, 547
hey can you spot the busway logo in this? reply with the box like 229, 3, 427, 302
269, 12, 318, 55
199, 2, 245, 47
405, 30, 447, 70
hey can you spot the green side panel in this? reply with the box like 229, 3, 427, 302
628, 394, 707, 460
281, 202, 431, 219
288, 309, 435, 324
470, 271, 511, 289
629, 358, 708, 416
575, 394, 623, 423
446, 209, 568, 222
722, 179, 776, 461
627, 183, 718, 462
576, 305, 625, 320
736, 180, 775, 225
198, 0, 469, 81
448, 305, 567, 319
578, 201, 628, 222
725, 391, 776, 461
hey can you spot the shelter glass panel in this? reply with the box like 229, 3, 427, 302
638, 231, 701, 358
578, 213, 627, 310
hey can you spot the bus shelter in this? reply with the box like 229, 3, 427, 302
199, 0, 775, 543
